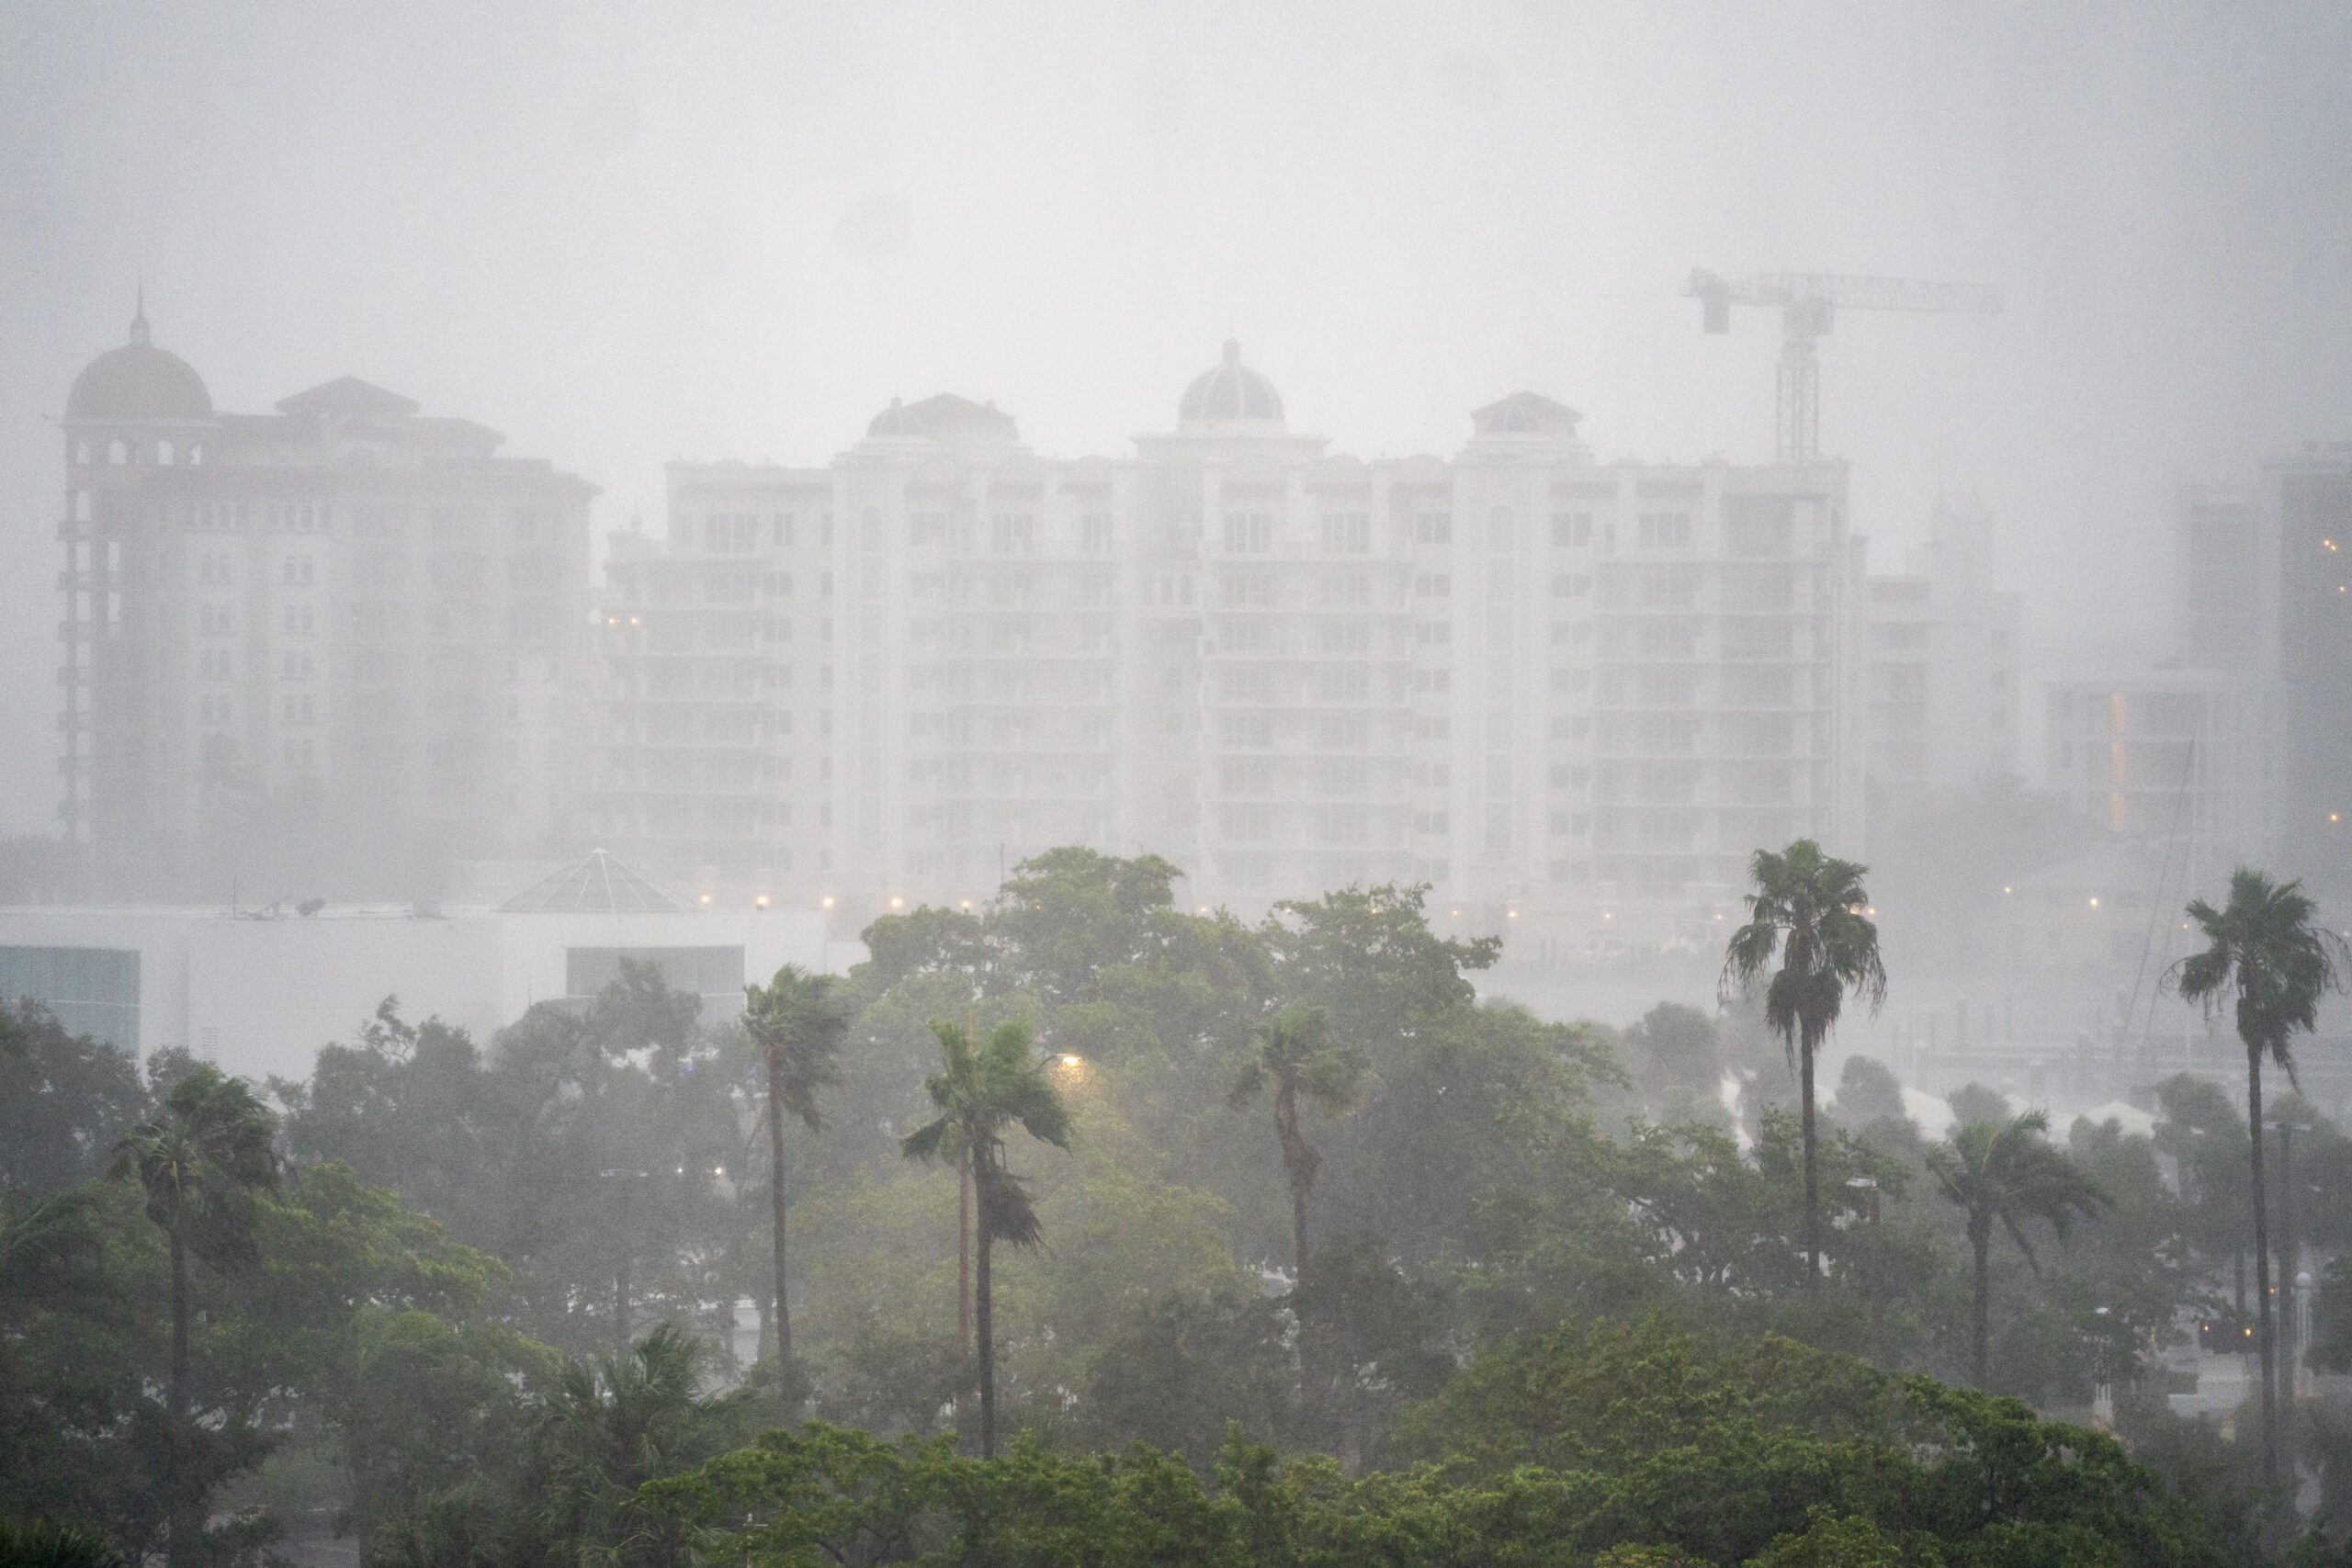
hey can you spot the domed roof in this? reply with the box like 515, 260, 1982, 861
1178, 340, 1283, 427
67, 303, 212, 423
865, 392, 1019, 442
1470, 390, 1581, 438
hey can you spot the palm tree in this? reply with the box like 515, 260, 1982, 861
2173, 867, 2349, 1482
0, 1519, 130, 1568
899, 1018, 1072, 1458
111, 1065, 278, 1568
532, 1322, 741, 1565
1227, 1004, 1367, 1277
1720, 840, 1887, 1298
740, 964, 847, 1367
1927, 1111, 2109, 1390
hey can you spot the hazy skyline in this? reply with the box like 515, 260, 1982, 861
6, 1, 2349, 836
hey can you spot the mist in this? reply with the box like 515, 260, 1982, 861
6, 5, 2352, 1563
7, 6, 2352, 845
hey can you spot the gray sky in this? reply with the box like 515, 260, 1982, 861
5, 1, 2348, 835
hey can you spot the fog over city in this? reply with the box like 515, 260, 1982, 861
6, 6, 2352, 1564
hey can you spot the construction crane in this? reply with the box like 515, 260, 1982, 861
1685, 269, 2002, 464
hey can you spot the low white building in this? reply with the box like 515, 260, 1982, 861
0, 852, 837, 1082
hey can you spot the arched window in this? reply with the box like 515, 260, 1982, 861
188, 443, 204, 466
107, 439, 127, 464
157, 440, 175, 465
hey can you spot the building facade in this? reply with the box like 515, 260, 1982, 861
587, 345, 1866, 953
1862, 496, 2020, 801
57, 306, 596, 897
2042, 672, 2274, 855
2041, 445, 2352, 897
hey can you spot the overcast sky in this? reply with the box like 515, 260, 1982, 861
4, 2, 2348, 835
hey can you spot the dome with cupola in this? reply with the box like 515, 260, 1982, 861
66, 299, 213, 423
1177, 339, 1283, 428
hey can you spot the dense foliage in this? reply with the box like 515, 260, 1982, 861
3, 848, 2345, 1565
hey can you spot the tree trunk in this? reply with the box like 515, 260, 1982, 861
1971, 1223, 1992, 1391
973, 1144, 996, 1460
1799, 1025, 1821, 1298
2279, 1122, 2299, 1475
1275, 1077, 1312, 1279
765, 1044, 793, 1366
167, 1225, 189, 1568
616, 1256, 632, 1361
168, 1226, 189, 1417
1290, 1180, 1312, 1288
2248, 1051, 2278, 1484
958, 1164, 972, 1348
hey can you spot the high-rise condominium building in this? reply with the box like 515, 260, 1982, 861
1862, 496, 2021, 800
589, 344, 1864, 952
2267, 445, 2352, 893
56, 305, 595, 897
2041, 443, 2352, 893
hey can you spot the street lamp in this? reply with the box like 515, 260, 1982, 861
1846, 1176, 1883, 1361
2092, 1305, 2115, 1426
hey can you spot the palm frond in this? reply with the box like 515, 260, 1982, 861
899, 1115, 952, 1164
976, 1162, 1045, 1251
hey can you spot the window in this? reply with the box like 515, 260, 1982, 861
1319, 716, 1372, 750
1413, 573, 1452, 598
1080, 512, 1112, 554
1221, 714, 1273, 749
1222, 571, 1277, 607
1219, 667, 1276, 704
1638, 512, 1692, 548
1222, 513, 1273, 554
1319, 512, 1371, 554
1317, 667, 1370, 702
1641, 569, 1699, 609
1412, 513, 1452, 546
1317, 573, 1369, 607
1319, 621, 1371, 654
989, 514, 1035, 555
1549, 572, 1590, 597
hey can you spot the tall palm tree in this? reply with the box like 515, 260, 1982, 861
1720, 839, 1887, 1297
1926, 1110, 2109, 1390
740, 964, 847, 1367
899, 1018, 1071, 1458
111, 1065, 278, 1568
2173, 867, 2349, 1482
1227, 1003, 1367, 1277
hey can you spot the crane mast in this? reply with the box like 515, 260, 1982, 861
1686, 268, 2002, 464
